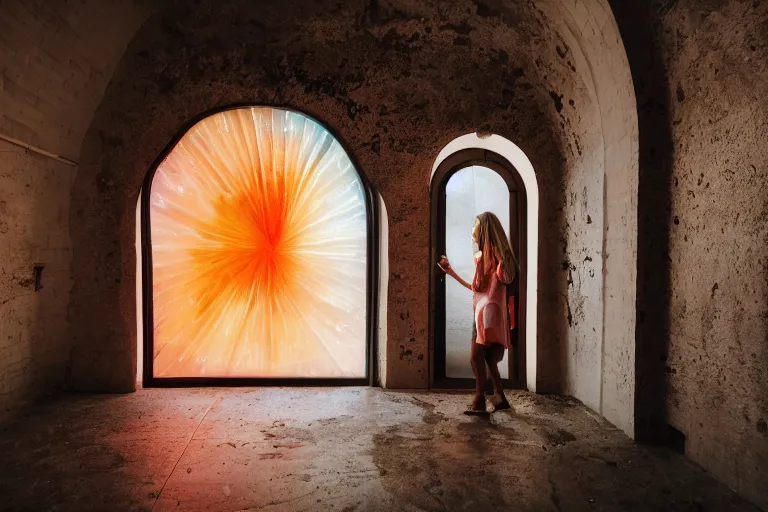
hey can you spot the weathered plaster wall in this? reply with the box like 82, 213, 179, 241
0, 0, 149, 422
0, 147, 72, 423
1, 0, 639, 443
527, 2, 606, 412
613, 0, 768, 508
535, 1, 638, 434
69, 0, 628, 401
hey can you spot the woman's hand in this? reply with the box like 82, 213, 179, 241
439, 255, 472, 291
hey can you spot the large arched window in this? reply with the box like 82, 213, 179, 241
140, 107, 377, 385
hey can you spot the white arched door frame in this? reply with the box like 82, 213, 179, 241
431, 133, 539, 391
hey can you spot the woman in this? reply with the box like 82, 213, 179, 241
438, 211, 517, 415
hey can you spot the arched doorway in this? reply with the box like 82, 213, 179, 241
429, 135, 539, 391
139, 106, 378, 386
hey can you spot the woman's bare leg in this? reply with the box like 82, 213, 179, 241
485, 343, 511, 410
485, 343, 504, 394
470, 342, 488, 411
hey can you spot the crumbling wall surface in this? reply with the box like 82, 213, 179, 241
536, 1, 639, 433
0, 1, 149, 422
70, 0, 614, 397
0, 0, 639, 436
532, 1, 606, 413
614, 0, 768, 508
0, 147, 73, 424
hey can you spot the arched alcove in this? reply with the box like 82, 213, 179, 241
430, 134, 539, 392
138, 106, 379, 386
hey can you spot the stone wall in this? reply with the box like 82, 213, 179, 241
613, 0, 768, 508
0, 0, 149, 422
1, 0, 639, 445
537, 1, 639, 432
69, 0, 635, 414
70, 0, 568, 390
0, 146, 73, 423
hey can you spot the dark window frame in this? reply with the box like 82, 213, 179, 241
140, 104, 379, 388
428, 148, 528, 390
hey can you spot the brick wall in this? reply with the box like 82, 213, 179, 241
0, 0, 149, 422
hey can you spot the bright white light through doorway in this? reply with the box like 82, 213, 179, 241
444, 166, 511, 378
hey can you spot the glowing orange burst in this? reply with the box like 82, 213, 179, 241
149, 108, 368, 378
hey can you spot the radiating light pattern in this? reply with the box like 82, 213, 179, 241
149, 107, 368, 378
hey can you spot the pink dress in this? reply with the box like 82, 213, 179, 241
471, 253, 513, 349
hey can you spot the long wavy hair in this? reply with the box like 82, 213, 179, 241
473, 211, 517, 291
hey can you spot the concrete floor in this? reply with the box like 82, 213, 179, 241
0, 388, 758, 512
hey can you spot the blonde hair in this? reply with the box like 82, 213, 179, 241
474, 211, 517, 290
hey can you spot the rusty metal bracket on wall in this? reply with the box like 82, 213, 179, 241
0, 133, 78, 166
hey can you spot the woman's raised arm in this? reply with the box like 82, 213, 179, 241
438, 256, 472, 291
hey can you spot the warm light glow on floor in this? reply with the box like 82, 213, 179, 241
149, 108, 368, 378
